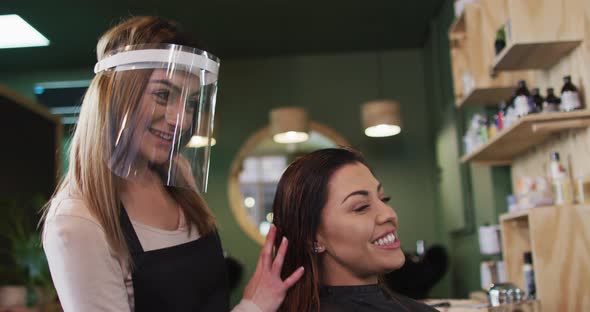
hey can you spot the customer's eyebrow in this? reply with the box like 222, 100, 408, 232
341, 183, 382, 204
342, 190, 369, 204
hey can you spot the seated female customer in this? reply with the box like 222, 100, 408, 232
272, 148, 438, 311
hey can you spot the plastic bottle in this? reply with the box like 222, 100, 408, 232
550, 152, 574, 205
549, 152, 564, 180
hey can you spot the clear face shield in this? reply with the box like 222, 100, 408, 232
94, 44, 219, 192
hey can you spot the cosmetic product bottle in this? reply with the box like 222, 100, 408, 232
523, 251, 536, 299
560, 75, 581, 112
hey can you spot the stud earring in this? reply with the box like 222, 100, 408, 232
313, 242, 325, 253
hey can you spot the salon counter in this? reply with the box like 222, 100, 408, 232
425, 299, 540, 312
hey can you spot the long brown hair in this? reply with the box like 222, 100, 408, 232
42, 16, 216, 262
272, 148, 369, 312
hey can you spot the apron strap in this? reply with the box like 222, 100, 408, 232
119, 205, 144, 254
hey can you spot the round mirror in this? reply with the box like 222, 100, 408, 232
228, 122, 349, 245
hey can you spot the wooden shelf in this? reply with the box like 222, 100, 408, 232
492, 40, 582, 71
498, 204, 588, 222
461, 110, 590, 165
456, 86, 515, 108
448, 11, 466, 41
500, 209, 532, 222
500, 204, 590, 311
449, 2, 534, 109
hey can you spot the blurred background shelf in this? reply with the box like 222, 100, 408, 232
500, 204, 590, 312
492, 40, 582, 71
448, 9, 466, 40
449, 0, 538, 109
461, 111, 590, 165
456, 86, 515, 108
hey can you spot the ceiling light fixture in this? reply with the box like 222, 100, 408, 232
361, 51, 402, 138
362, 100, 402, 137
0, 14, 50, 49
187, 112, 217, 148
270, 107, 309, 144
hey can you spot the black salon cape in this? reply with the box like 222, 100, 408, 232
320, 284, 439, 312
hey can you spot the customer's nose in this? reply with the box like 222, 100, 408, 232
375, 199, 398, 225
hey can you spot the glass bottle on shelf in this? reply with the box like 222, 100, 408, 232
531, 88, 543, 113
494, 27, 506, 56
513, 80, 533, 117
523, 252, 536, 299
560, 75, 582, 112
543, 88, 560, 113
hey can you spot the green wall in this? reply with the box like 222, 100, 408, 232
1, 48, 445, 303
423, 0, 513, 298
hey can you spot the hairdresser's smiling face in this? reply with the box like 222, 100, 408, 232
138, 70, 200, 164
316, 162, 405, 285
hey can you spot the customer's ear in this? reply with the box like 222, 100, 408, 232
313, 241, 325, 253
313, 233, 327, 254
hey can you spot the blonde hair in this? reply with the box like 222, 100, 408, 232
42, 16, 216, 261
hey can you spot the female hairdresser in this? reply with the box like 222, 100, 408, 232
42, 16, 303, 312
272, 148, 437, 311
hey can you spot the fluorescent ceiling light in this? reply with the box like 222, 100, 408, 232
0, 14, 50, 49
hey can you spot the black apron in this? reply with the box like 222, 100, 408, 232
120, 207, 229, 312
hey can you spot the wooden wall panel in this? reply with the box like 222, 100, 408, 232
500, 216, 532, 291
485, 1, 590, 311
528, 205, 590, 312
511, 0, 590, 188
501, 205, 590, 312
511, 128, 590, 190
508, 0, 584, 43
451, 37, 470, 99
480, 0, 538, 88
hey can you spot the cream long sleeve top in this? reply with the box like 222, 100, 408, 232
42, 191, 261, 312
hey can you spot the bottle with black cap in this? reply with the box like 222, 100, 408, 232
494, 27, 506, 55
523, 251, 536, 299
543, 88, 560, 113
560, 75, 581, 111
513, 80, 533, 117
531, 88, 543, 113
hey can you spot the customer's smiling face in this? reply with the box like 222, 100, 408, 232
316, 162, 405, 285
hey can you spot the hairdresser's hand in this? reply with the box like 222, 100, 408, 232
243, 224, 305, 312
